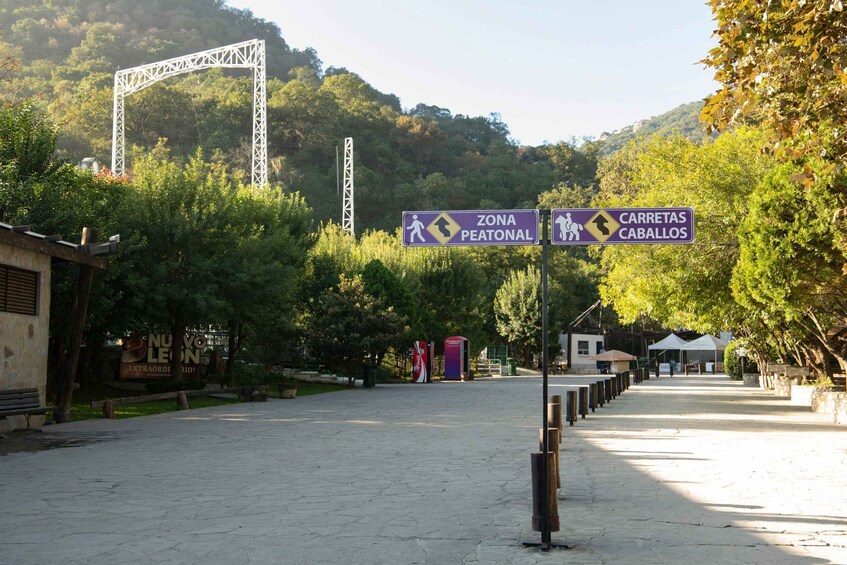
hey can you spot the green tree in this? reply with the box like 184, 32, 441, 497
494, 266, 542, 365
214, 187, 314, 372
596, 128, 774, 333
702, 0, 847, 164
303, 275, 407, 383
361, 258, 419, 334
732, 162, 847, 373
117, 145, 237, 379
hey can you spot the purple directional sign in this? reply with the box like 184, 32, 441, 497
402, 209, 539, 246
551, 207, 694, 245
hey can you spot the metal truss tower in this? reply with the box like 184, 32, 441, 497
343, 137, 354, 236
111, 39, 267, 188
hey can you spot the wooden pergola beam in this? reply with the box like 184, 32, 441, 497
0, 227, 106, 269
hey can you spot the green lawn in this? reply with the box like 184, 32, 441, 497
69, 381, 346, 422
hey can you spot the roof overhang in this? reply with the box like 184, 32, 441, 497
0, 223, 107, 269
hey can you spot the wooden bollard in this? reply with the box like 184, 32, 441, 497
566, 390, 577, 426
539, 427, 561, 488
531, 452, 560, 532
589, 382, 597, 412
177, 391, 190, 410
102, 400, 115, 419
596, 380, 605, 407
551, 395, 563, 434
547, 402, 563, 443
578, 386, 588, 419
605, 378, 613, 402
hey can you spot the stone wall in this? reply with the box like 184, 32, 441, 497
774, 376, 793, 398
818, 391, 847, 424
0, 243, 52, 432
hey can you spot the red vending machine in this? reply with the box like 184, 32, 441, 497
412, 340, 433, 383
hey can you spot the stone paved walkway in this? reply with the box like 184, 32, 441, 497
1, 374, 845, 564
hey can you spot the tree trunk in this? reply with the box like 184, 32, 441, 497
225, 319, 244, 375
170, 320, 185, 381
54, 228, 98, 423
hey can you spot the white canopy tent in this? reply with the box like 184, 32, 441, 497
647, 333, 689, 374
680, 334, 729, 368
647, 333, 689, 352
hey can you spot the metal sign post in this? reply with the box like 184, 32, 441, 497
401, 206, 695, 551
540, 210, 551, 548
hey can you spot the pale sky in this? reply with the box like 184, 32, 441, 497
226, 0, 719, 146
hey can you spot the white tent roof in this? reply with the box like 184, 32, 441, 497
647, 333, 689, 351
680, 334, 729, 351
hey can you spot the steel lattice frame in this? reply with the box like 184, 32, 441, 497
343, 137, 355, 236
111, 39, 267, 187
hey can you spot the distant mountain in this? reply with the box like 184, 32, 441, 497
598, 101, 710, 156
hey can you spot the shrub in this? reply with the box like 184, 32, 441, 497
724, 347, 743, 380
145, 379, 206, 393
230, 363, 273, 387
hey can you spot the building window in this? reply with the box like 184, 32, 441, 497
0, 264, 39, 316
577, 340, 589, 356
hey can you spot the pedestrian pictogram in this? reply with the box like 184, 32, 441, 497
406, 214, 426, 243
426, 212, 461, 244
584, 211, 620, 243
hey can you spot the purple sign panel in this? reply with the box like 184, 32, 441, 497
551, 207, 694, 245
402, 209, 539, 246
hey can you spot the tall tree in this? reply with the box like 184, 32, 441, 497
303, 275, 407, 382
733, 162, 847, 372
596, 128, 774, 333
702, 0, 847, 164
118, 144, 236, 379
494, 266, 542, 365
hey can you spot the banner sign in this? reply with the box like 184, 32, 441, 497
119, 333, 207, 379
402, 210, 539, 246
551, 207, 694, 245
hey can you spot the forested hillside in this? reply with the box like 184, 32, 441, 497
598, 101, 709, 156
0, 0, 610, 232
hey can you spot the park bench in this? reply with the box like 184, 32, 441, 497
90, 389, 209, 419
0, 388, 56, 431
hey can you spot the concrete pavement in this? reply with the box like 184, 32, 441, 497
1, 374, 845, 564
